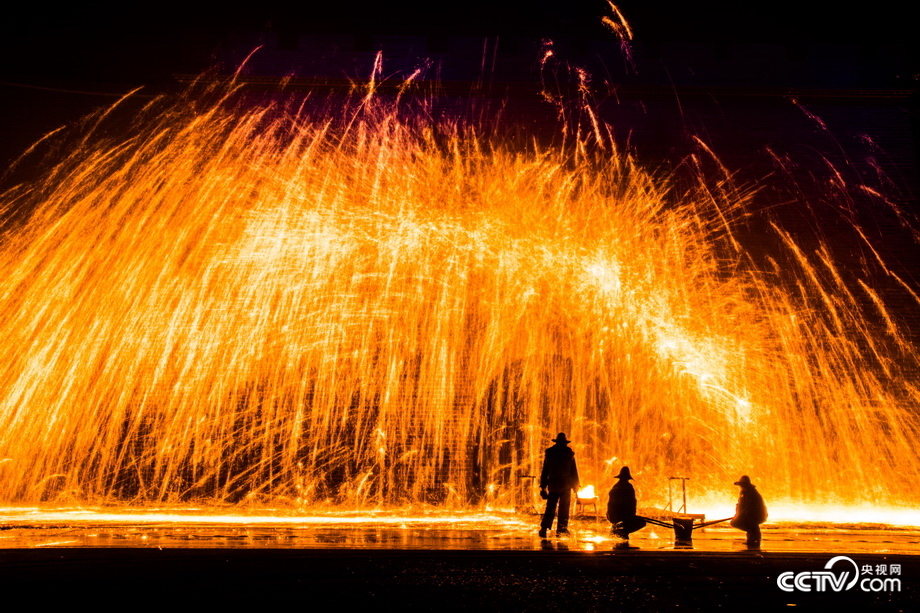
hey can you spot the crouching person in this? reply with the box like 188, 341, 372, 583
730, 475, 768, 545
607, 466, 646, 542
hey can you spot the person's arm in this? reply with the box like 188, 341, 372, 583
539, 453, 548, 490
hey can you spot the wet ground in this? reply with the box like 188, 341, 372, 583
2, 507, 918, 554
1, 509, 917, 610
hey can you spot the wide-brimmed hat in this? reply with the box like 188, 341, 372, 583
734, 475, 753, 486
615, 466, 633, 480
552, 432, 571, 444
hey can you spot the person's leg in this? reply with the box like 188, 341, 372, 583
746, 524, 761, 544
541, 493, 560, 535
626, 516, 647, 535
556, 489, 572, 533
611, 516, 646, 539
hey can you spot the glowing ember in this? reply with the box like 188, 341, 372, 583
0, 81, 918, 514
577, 485, 597, 500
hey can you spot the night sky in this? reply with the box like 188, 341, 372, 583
0, 2, 917, 209
2, 2, 916, 88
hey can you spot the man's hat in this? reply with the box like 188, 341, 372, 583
552, 432, 571, 444
615, 466, 633, 480
734, 475, 753, 486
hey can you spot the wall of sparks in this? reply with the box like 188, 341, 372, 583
0, 86, 917, 508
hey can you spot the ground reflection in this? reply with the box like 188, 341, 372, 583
1, 508, 917, 554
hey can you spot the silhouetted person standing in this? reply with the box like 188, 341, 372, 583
607, 466, 647, 541
539, 432, 580, 537
730, 475, 767, 545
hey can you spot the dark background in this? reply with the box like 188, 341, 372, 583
1, 2, 917, 160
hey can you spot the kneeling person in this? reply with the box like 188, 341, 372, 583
607, 466, 646, 540
730, 475, 767, 545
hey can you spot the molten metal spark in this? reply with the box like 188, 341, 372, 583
0, 82, 917, 516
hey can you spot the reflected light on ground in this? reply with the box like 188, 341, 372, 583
1, 504, 917, 528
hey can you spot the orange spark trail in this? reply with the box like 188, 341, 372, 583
0, 83, 917, 513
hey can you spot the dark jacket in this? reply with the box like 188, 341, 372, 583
607, 480, 638, 523
539, 444, 579, 493
733, 485, 768, 530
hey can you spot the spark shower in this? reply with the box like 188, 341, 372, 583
0, 79, 917, 511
